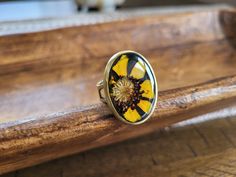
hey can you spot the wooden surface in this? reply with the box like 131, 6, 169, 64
0, 8, 236, 174
1, 107, 236, 177
0, 76, 236, 174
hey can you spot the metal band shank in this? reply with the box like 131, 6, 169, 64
96, 80, 107, 104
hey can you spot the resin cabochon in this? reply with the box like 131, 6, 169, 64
106, 51, 157, 124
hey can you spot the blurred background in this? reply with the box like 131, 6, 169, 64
0, 0, 235, 36
0, 0, 235, 22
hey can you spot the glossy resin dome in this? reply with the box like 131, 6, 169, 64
104, 51, 158, 124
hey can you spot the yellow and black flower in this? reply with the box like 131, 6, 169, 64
108, 53, 156, 123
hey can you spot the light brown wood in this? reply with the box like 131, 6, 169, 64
0, 9, 236, 174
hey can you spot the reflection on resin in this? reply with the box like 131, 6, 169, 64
108, 52, 156, 123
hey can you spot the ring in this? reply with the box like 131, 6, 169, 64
97, 50, 158, 125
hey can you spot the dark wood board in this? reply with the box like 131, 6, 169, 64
2, 106, 236, 177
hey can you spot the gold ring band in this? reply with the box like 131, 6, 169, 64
96, 80, 106, 104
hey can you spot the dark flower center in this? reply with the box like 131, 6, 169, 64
111, 76, 144, 114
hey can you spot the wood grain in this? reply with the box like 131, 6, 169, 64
1, 10, 236, 122
0, 9, 236, 174
0, 75, 236, 174
2, 106, 236, 177
0, 10, 235, 75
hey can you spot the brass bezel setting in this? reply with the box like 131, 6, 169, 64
101, 50, 158, 125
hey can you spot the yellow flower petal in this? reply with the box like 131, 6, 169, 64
109, 76, 116, 85
124, 108, 141, 123
112, 55, 128, 76
130, 61, 146, 79
140, 80, 154, 99
137, 100, 151, 113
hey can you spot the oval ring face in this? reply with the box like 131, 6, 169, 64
104, 51, 158, 124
